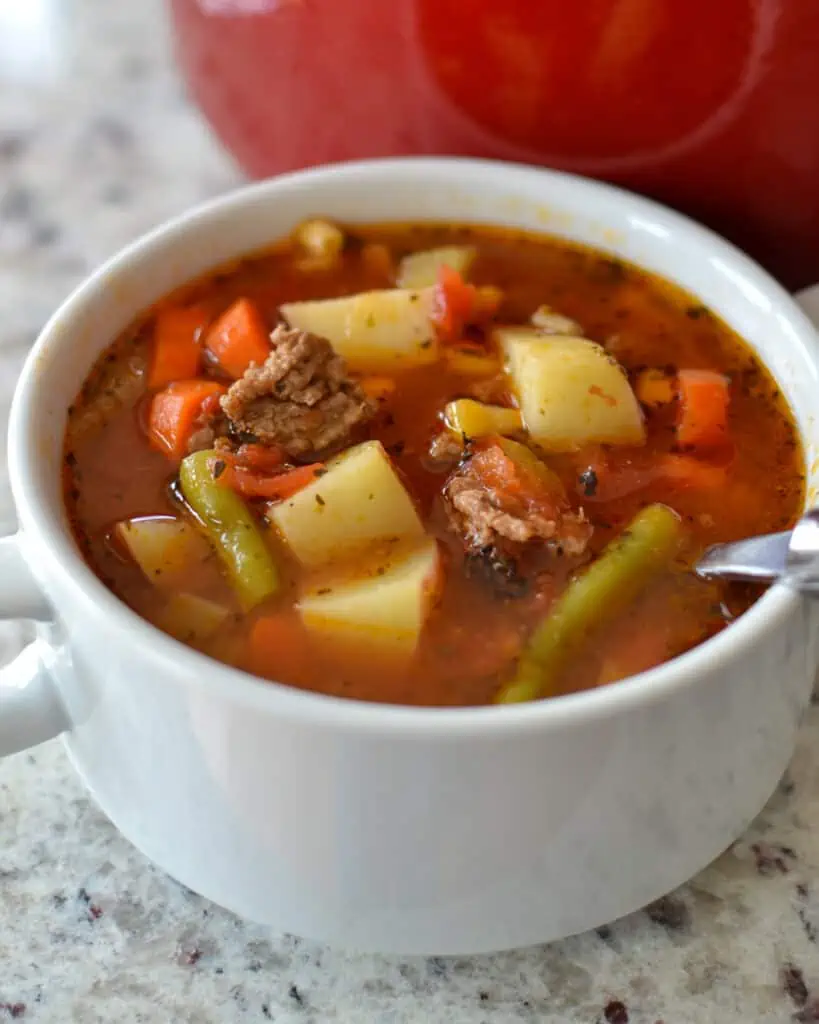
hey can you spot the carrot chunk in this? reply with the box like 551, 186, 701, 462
203, 298, 271, 378
147, 380, 226, 460
147, 305, 208, 389
676, 369, 730, 448
248, 613, 310, 681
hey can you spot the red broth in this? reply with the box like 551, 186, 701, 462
63, 223, 803, 706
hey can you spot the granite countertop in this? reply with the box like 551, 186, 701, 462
3, 2, 819, 1021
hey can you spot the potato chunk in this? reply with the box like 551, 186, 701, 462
268, 440, 424, 568
280, 289, 437, 371
397, 246, 476, 289
500, 332, 645, 451
113, 516, 213, 589
298, 539, 442, 656
152, 593, 231, 645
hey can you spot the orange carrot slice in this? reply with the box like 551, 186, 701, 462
677, 369, 730, 448
147, 305, 208, 389
248, 613, 310, 681
203, 298, 271, 378
147, 379, 226, 460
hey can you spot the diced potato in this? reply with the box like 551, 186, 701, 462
397, 246, 476, 289
281, 288, 437, 371
443, 346, 500, 377
530, 305, 583, 336
298, 539, 442, 656
293, 218, 345, 264
501, 335, 645, 451
153, 593, 231, 645
114, 516, 213, 588
493, 326, 549, 349
444, 399, 522, 439
268, 440, 424, 568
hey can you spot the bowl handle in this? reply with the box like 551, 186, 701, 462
0, 534, 67, 757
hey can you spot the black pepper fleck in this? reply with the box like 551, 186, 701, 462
579, 467, 598, 497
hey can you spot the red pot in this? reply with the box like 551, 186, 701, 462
169, 0, 819, 289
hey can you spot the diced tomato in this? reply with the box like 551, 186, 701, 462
226, 443, 287, 473
214, 461, 324, 500
430, 265, 480, 342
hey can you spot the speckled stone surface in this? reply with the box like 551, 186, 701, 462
4, 3, 819, 1021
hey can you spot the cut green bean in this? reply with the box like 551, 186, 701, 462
495, 503, 682, 704
178, 449, 280, 610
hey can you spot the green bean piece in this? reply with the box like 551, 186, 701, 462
495, 503, 682, 704
178, 449, 280, 611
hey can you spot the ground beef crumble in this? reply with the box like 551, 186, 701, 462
444, 451, 592, 561
426, 431, 466, 470
219, 325, 377, 459
185, 394, 228, 454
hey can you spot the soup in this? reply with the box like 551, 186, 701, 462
63, 221, 803, 706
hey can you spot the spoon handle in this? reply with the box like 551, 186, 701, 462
696, 530, 791, 583
696, 510, 819, 591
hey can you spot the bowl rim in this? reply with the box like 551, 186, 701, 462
10, 156, 817, 737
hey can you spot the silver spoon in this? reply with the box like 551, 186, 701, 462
696, 509, 819, 592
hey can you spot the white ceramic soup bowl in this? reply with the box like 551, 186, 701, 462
2, 159, 819, 956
